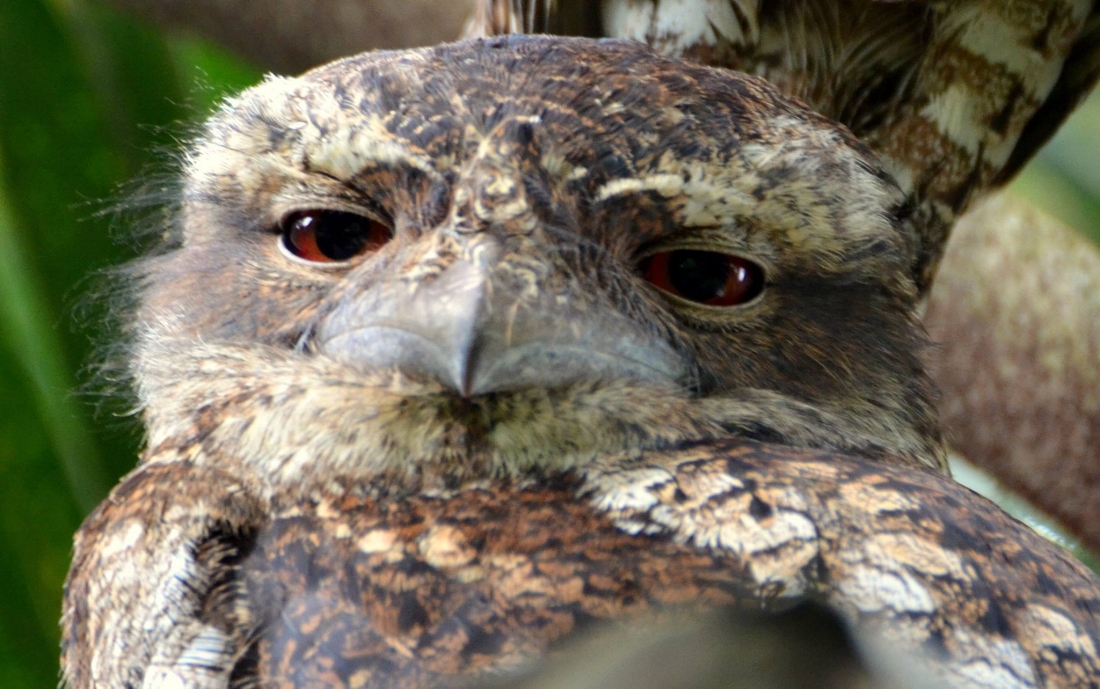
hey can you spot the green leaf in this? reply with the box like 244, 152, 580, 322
0, 0, 216, 685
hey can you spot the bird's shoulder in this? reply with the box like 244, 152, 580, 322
63, 439, 1100, 687
247, 440, 1100, 687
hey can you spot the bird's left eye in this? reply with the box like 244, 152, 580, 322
280, 210, 392, 263
641, 250, 764, 307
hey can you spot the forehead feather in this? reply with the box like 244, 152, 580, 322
186, 36, 908, 265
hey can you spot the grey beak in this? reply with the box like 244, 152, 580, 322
318, 258, 689, 397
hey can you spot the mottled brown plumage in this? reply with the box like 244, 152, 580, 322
69, 440, 1100, 688
470, 0, 1100, 570
62, 36, 1100, 689
469, 0, 1100, 290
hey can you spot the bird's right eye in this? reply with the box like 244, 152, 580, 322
641, 249, 764, 307
279, 210, 392, 264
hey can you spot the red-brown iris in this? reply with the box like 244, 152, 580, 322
642, 250, 764, 307
281, 210, 392, 263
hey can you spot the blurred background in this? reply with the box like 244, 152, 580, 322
1, 0, 1098, 686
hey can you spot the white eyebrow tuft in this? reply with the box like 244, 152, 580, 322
309, 131, 442, 181
595, 174, 685, 201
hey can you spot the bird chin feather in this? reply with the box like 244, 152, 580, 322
132, 334, 942, 494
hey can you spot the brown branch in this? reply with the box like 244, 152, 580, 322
100, 0, 476, 73
926, 194, 1100, 551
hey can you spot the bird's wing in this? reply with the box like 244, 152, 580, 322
61, 457, 268, 689
585, 440, 1100, 688
63, 441, 1100, 688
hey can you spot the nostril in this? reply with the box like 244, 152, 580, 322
689, 366, 719, 397
514, 120, 536, 148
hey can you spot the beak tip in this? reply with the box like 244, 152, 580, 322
452, 353, 476, 399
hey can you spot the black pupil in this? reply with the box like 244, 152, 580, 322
668, 250, 731, 302
309, 211, 371, 260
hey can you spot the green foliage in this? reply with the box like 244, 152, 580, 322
0, 2, 1096, 686
1012, 92, 1100, 244
0, 2, 258, 686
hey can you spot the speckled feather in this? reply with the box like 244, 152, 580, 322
469, 0, 1100, 290
466, 0, 1100, 559
66, 441, 1100, 688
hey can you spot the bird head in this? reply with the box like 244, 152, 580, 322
128, 36, 943, 491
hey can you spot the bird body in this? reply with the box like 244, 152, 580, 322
62, 36, 1100, 688
68, 439, 1100, 688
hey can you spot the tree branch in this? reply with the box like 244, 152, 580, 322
100, 0, 476, 73
926, 193, 1100, 551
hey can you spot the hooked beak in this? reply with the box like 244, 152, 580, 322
318, 257, 689, 397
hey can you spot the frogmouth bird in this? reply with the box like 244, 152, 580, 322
62, 36, 1100, 688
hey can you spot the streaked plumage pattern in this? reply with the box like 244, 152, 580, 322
469, 0, 1100, 289
67, 442, 1100, 688
468, 0, 1100, 558
61, 36, 1100, 689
